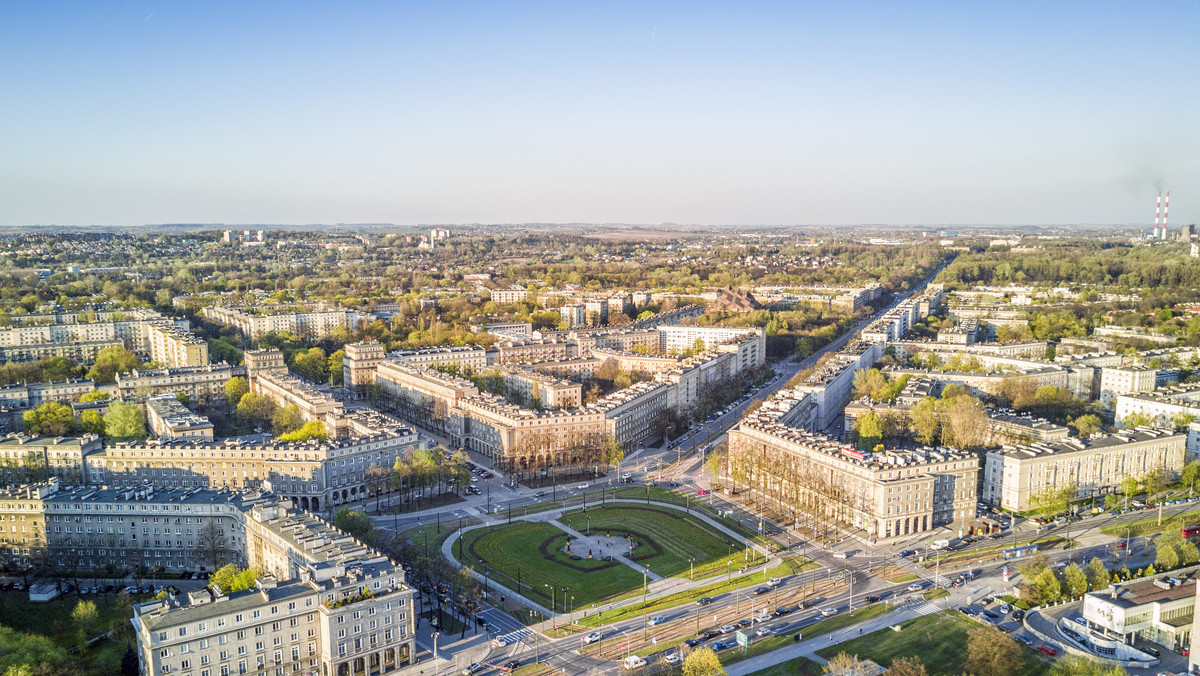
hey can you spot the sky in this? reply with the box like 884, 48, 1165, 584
1, 1, 1198, 227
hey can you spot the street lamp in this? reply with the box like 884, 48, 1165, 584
544, 584, 558, 629
689, 558, 695, 581
587, 514, 591, 536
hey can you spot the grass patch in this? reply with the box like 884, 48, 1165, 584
922, 588, 949, 601
816, 610, 1046, 675
559, 504, 764, 579
382, 491, 465, 514
1100, 508, 1200, 537
455, 521, 642, 608
881, 566, 917, 583
511, 662, 554, 675
927, 535, 1066, 569
575, 560, 802, 628
747, 655, 824, 676
0, 591, 147, 676
720, 605, 894, 667
610, 488, 782, 551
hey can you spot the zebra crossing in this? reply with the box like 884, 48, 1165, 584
904, 600, 941, 616
494, 628, 532, 648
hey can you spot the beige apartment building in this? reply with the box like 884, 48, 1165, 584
729, 418, 978, 541
982, 429, 1186, 512
0, 433, 102, 485
342, 342, 386, 398
390, 345, 487, 372
372, 361, 478, 445
203, 306, 375, 341
459, 393, 606, 463
146, 395, 215, 440
132, 496, 417, 676
147, 323, 210, 367
251, 371, 346, 436
111, 364, 247, 405
494, 366, 582, 409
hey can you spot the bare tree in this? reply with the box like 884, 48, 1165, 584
196, 521, 227, 572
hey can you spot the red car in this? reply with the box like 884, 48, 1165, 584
1182, 647, 1191, 657
697, 489, 708, 495
1115, 542, 1127, 548
1037, 646, 1057, 656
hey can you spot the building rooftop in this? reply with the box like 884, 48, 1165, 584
989, 428, 1181, 460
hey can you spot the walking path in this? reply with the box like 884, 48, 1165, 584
439, 497, 790, 633
548, 518, 665, 581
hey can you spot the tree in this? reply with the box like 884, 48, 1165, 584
1085, 557, 1110, 591
23, 402, 73, 436
277, 420, 328, 443
855, 411, 883, 451
1121, 412, 1152, 429
1048, 655, 1128, 676
1033, 567, 1062, 604
292, 347, 328, 383
86, 346, 141, 383
196, 521, 226, 571
333, 507, 376, 544
911, 397, 940, 445
852, 368, 888, 401
121, 642, 140, 676
328, 349, 346, 386
79, 390, 111, 402
1063, 562, 1088, 598
210, 564, 259, 592
1029, 483, 1075, 524
1120, 475, 1141, 507
103, 402, 148, 441
681, 647, 725, 676
270, 404, 304, 436
1070, 414, 1102, 437
1181, 461, 1200, 493
965, 627, 1021, 676
884, 656, 927, 676
70, 599, 99, 638
236, 392, 276, 427
823, 653, 867, 676
1156, 536, 1180, 570
223, 376, 250, 410
77, 410, 106, 436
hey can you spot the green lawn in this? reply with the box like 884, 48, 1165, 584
747, 656, 823, 675
455, 521, 643, 608
559, 504, 764, 579
815, 610, 1047, 675
1100, 508, 1200, 537
0, 590, 144, 676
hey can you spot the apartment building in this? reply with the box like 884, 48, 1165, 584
148, 323, 210, 368
1100, 367, 1163, 407
86, 414, 420, 512
459, 393, 606, 463
559, 304, 586, 329
1115, 385, 1200, 431
489, 284, 528, 304
372, 361, 478, 445
729, 418, 978, 541
492, 338, 571, 364
981, 429, 1185, 512
0, 481, 245, 573
0, 338, 124, 364
203, 306, 374, 341
494, 366, 582, 409
251, 371, 346, 436
592, 381, 672, 451
342, 342, 386, 398
132, 496, 416, 676
792, 341, 884, 432
0, 308, 196, 364
389, 345, 487, 372
0, 433, 102, 485
656, 325, 764, 354
147, 395, 215, 440
112, 364, 248, 404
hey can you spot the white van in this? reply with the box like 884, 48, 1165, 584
623, 655, 647, 670
930, 539, 950, 550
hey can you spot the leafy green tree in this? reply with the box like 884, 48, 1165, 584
1181, 461, 1200, 493
210, 564, 260, 592
1121, 412, 1152, 429
965, 627, 1021, 676
682, 647, 725, 676
276, 420, 328, 443
270, 404, 304, 436
71, 599, 99, 638
0, 625, 83, 675
208, 337, 243, 366
224, 376, 250, 410
333, 507, 375, 544
911, 397, 940, 445
1070, 414, 1102, 437
328, 349, 345, 385
77, 410, 106, 437
292, 347, 328, 383
103, 402, 148, 441
1029, 483, 1074, 524
1034, 568, 1062, 603
86, 345, 141, 383
23, 402, 73, 436
236, 392, 276, 427
1121, 475, 1141, 507
1063, 562, 1088, 598
1084, 557, 1110, 591
79, 390, 111, 402
855, 411, 883, 451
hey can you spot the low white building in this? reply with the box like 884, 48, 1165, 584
1083, 567, 1199, 654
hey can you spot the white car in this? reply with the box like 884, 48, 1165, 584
754, 613, 772, 623
833, 552, 848, 559
663, 653, 681, 666
820, 608, 838, 617
720, 624, 737, 634
767, 577, 783, 586
583, 632, 603, 644
621, 473, 632, 480
578, 483, 590, 490
907, 582, 925, 592
649, 615, 665, 626
755, 627, 773, 637
492, 637, 509, 647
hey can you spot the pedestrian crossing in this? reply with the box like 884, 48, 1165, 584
495, 628, 532, 646
905, 600, 941, 617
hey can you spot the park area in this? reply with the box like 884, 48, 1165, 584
453, 504, 759, 609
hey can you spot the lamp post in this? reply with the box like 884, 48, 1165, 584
689, 558, 695, 581
587, 514, 591, 536
544, 584, 558, 629
642, 567, 649, 607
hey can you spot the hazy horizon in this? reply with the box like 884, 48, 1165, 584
2, 2, 1197, 227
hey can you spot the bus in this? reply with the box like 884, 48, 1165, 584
1181, 525, 1200, 538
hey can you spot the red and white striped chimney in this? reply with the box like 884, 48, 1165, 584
1154, 192, 1162, 238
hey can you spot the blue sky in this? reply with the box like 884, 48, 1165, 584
1, 1, 1197, 227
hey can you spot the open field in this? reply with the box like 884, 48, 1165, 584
815, 610, 1049, 675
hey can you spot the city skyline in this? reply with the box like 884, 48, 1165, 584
2, 1, 1198, 227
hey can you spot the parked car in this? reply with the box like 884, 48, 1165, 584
1017, 635, 1033, 646
1142, 646, 1160, 657
1037, 646, 1057, 656
663, 653, 681, 665
1012, 609, 1025, 621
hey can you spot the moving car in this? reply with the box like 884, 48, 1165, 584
907, 582, 925, 592
663, 653, 681, 665
720, 624, 737, 634
577, 483, 590, 490
684, 638, 705, 647
754, 586, 770, 595
504, 660, 520, 670
711, 641, 732, 651
492, 637, 509, 647
583, 632, 603, 644
767, 577, 783, 586
696, 596, 713, 606
649, 615, 666, 626
864, 595, 881, 604
697, 489, 708, 495
755, 627, 773, 637
820, 608, 838, 617
462, 663, 484, 675
754, 613, 772, 623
